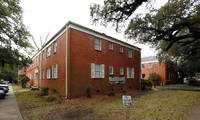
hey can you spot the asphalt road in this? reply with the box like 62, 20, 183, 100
0, 85, 23, 120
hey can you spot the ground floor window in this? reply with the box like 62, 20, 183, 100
46, 68, 51, 79
91, 63, 104, 78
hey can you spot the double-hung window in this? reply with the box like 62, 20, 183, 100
47, 46, 51, 57
109, 42, 113, 50
46, 68, 51, 79
141, 64, 144, 68
127, 67, 134, 78
91, 63, 105, 78
149, 63, 152, 68
120, 46, 123, 53
54, 41, 57, 53
109, 66, 114, 75
94, 37, 101, 51
52, 64, 58, 78
40, 53, 42, 61
42, 70, 44, 79
128, 49, 132, 58
120, 67, 124, 75
43, 51, 45, 59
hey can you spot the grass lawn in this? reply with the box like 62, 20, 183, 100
159, 84, 200, 91
15, 87, 200, 120
12, 83, 29, 91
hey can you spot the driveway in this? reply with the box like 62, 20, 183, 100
0, 85, 23, 120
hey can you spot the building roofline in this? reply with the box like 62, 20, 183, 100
32, 21, 141, 59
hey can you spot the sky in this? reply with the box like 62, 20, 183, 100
20, 0, 167, 57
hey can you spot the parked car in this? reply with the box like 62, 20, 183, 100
0, 81, 9, 93
0, 90, 6, 98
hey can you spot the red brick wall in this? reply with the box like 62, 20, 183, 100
68, 28, 141, 99
141, 62, 166, 84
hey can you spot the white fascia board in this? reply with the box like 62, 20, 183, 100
68, 24, 141, 52
141, 60, 158, 64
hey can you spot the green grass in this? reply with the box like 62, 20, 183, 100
159, 84, 200, 91
12, 83, 29, 91
15, 89, 200, 120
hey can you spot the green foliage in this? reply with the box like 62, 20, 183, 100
0, 69, 17, 83
41, 87, 49, 95
0, 0, 33, 71
148, 73, 160, 81
19, 74, 30, 88
187, 78, 200, 86
44, 95, 58, 102
108, 89, 115, 96
166, 80, 172, 85
141, 79, 152, 90
122, 88, 127, 94
85, 84, 92, 98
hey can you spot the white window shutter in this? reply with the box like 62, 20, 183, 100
91, 63, 95, 78
127, 67, 129, 78
52, 66, 54, 78
132, 68, 134, 78
101, 64, 105, 78
56, 64, 58, 78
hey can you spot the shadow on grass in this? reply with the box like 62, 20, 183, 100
159, 84, 200, 91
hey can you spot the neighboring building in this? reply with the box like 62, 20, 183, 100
141, 56, 177, 85
21, 21, 141, 99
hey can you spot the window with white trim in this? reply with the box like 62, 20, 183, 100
91, 63, 104, 78
120, 67, 124, 75
42, 70, 44, 79
120, 46, 123, 53
109, 66, 114, 75
141, 74, 145, 79
52, 65, 58, 78
47, 46, 51, 57
43, 51, 45, 59
127, 67, 134, 78
54, 41, 57, 53
141, 64, 144, 68
39, 70, 41, 79
109, 42, 113, 50
46, 68, 51, 79
149, 63, 152, 68
128, 49, 132, 58
94, 37, 101, 51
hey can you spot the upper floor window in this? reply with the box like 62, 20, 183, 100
91, 63, 104, 78
149, 63, 152, 68
127, 67, 134, 78
128, 49, 132, 58
40, 53, 42, 61
94, 37, 101, 51
43, 51, 45, 59
120, 67, 124, 75
141, 64, 144, 68
109, 42, 113, 50
47, 46, 51, 57
120, 46, 123, 53
54, 41, 57, 53
109, 66, 114, 75
46, 68, 51, 79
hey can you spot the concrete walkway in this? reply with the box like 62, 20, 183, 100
0, 85, 23, 120
185, 98, 200, 120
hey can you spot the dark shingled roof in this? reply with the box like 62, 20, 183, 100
141, 56, 158, 62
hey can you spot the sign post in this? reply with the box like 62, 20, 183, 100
122, 95, 132, 120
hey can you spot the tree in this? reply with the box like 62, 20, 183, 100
0, 0, 32, 72
90, 0, 200, 78
148, 72, 160, 87
19, 74, 30, 88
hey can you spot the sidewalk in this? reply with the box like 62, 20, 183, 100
185, 98, 200, 120
0, 85, 23, 120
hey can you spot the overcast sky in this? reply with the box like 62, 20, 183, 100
20, 0, 167, 57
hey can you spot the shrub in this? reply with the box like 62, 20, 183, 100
148, 72, 160, 87
141, 79, 152, 90
187, 78, 200, 86
108, 89, 115, 96
41, 87, 49, 95
122, 88, 127, 93
45, 95, 58, 102
85, 84, 92, 98
19, 74, 30, 88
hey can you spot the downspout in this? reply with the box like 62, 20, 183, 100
139, 50, 141, 90
65, 25, 68, 99
40, 53, 42, 89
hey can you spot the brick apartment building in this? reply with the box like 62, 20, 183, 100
141, 56, 177, 85
22, 21, 141, 99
